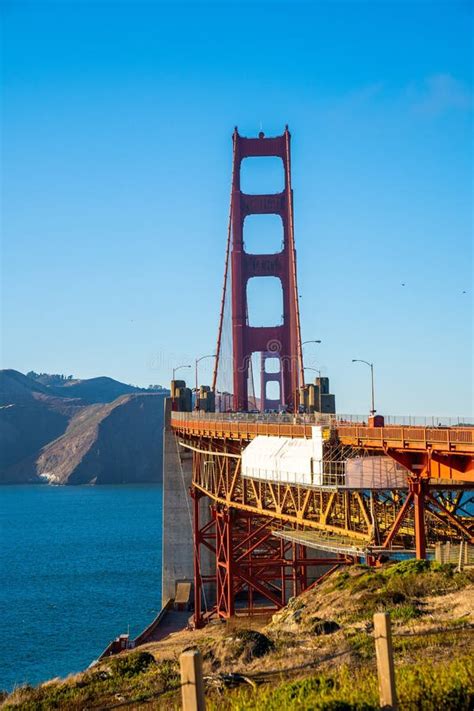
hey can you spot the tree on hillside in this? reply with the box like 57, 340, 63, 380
27, 372, 75, 386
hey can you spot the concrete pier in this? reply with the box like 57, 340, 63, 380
162, 397, 214, 608
161, 398, 194, 602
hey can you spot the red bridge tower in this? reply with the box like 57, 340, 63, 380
227, 127, 304, 412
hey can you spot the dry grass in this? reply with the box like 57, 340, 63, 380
2, 560, 473, 710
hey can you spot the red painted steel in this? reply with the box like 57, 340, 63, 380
192, 497, 347, 623
260, 351, 283, 411
411, 478, 429, 559
230, 127, 303, 412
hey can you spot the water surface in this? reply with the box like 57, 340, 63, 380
0, 485, 162, 691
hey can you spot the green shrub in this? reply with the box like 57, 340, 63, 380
109, 650, 155, 678
157, 659, 180, 692
397, 656, 473, 710
383, 559, 431, 577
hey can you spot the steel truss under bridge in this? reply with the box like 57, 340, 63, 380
173, 413, 474, 626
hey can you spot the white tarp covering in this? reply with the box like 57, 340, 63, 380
241, 429, 408, 490
241, 428, 324, 486
345, 456, 407, 489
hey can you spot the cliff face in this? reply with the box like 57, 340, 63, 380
37, 394, 164, 485
0, 370, 84, 483
0, 370, 165, 485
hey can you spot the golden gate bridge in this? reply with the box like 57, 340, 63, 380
164, 127, 474, 627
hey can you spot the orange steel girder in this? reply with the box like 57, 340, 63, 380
183, 425, 473, 625
190, 490, 473, 627
215, 507, 235, 619
192, 494, 348, 625
171, 416, 474, 484
189, 437, 472, 543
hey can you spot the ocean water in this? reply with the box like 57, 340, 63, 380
0, 485, 163, 692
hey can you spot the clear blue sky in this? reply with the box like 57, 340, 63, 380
1, 0, 472, 416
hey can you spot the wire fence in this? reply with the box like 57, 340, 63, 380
95, 618, 474, 710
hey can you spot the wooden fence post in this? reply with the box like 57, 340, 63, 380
457, 540, 464, 572
374, 612, 398, 710
180, 648, 206, 711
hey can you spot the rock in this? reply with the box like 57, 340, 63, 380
223, 630, 274, 663
310, 617, 340, 635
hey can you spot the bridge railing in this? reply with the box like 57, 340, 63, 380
337, 414, 473, 427
172, 411, 335, 425
171, 411, 473, 428
340, 425, 474, 445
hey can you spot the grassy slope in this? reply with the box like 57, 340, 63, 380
2, 560, 473, 710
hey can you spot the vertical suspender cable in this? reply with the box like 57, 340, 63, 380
212, 132, 238, 395
284, 127, 305, 393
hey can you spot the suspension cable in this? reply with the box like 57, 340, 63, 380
212, 131, 238, 394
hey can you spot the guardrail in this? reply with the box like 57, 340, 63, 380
172, 411, 330, 424
337, 425, 474, 448
339, 414, 473, 427
171, 411, 473, 428
171, 412, 474, 455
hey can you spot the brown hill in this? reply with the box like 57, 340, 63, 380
0, 370, 165, 484
49, 376, 144, 404
0, 369, 52, 403
35, 392, 164, 485
0, 370, 84, 482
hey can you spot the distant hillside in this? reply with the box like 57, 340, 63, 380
26, 371, 148, 404
35, 393, 164, 484
50, 376, 144, 403
0, 369, 74, 405
0, 370, 84, 482
0, 370, 167, 484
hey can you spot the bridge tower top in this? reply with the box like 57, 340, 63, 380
213, 127, 304, 412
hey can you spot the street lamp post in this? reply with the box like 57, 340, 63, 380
300, 340, 322, 410
302, 340, 322, 346
304, 366, 322, 412
195, 354, 216, 409
172, 364, 191, 381
352, 359, 376, 415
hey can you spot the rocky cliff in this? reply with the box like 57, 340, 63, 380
37, 393, 164, 485
0, 370, 165, 485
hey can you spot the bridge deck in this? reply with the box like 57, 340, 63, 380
171, 413, 474, 484
170, 410, 474, 606
171, 413, 474, 457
